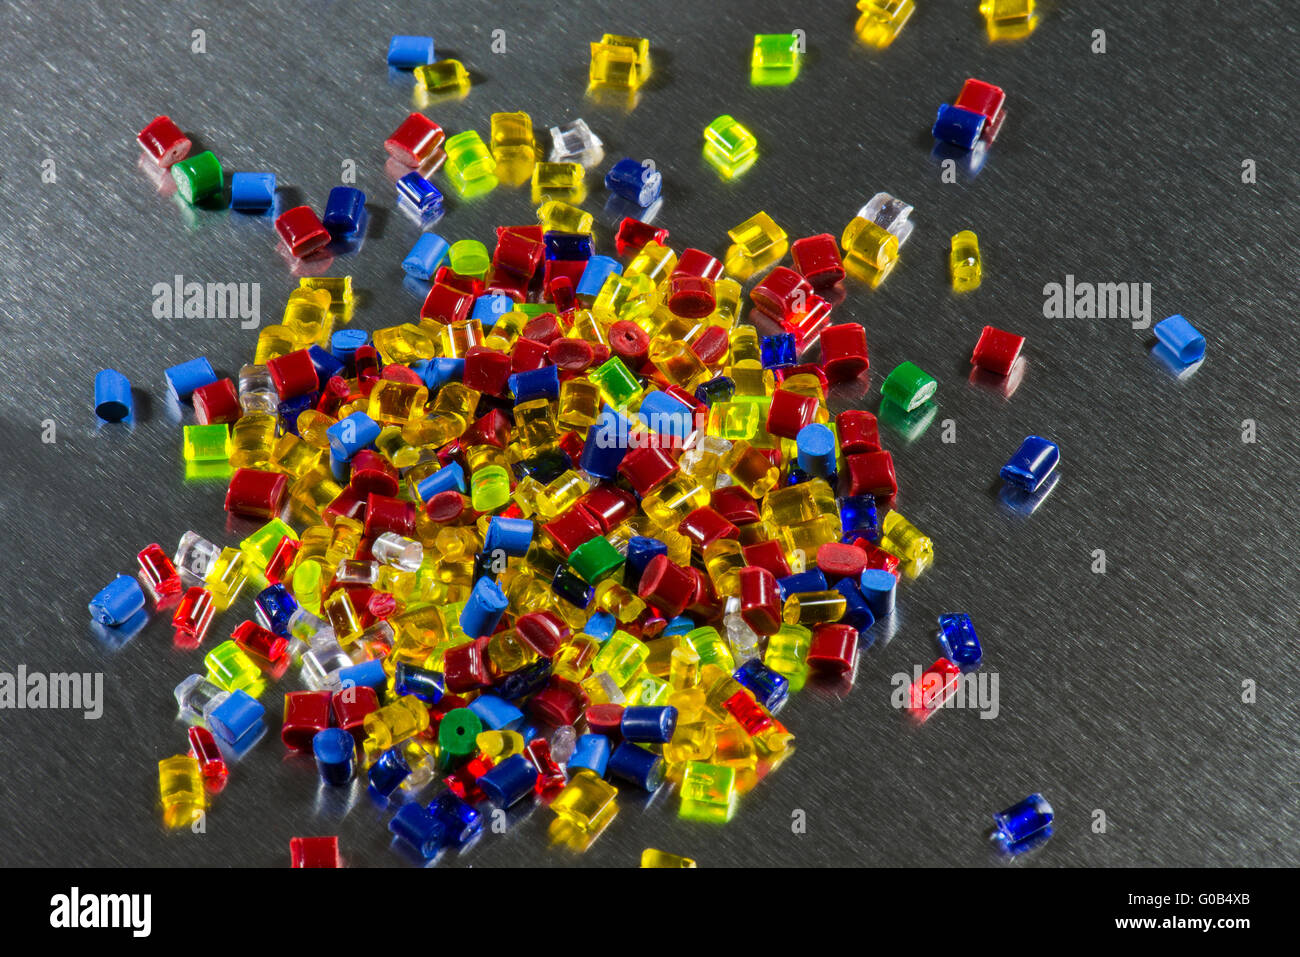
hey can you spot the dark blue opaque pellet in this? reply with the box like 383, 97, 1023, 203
999, 435, 1059, 493
468, 693, 523, 730
278, 393, 318, 435
760, 333, 797, 369
312, 728, 356, 786
88, 574, 146, 625
785, 466, 813, 486
369, 746, 412, 798
992, 793, 1054, 847
308, 344, 346, 383
932, 103, 986, 149
695, 375, 735, 406
603, 157, 662, 207
833, 578, 876, 633
477, 754, 539, 808
164, 356, 216, 400
509, 365, 561, 403
209, 690, 266, 746
496, 660, 552, 701
607, 742, 666, 791
429, 792, 482, 846
579, 409, 631, 479
625, 536, 668, 591
394, 661, 445, 703
513, 448, 571, 485
777, 569, 829, 602
254, 583, 298, 635
937, 613, 982, 667
620, 705, 678, 743
733, 659, 789, 711
544, 231, 594, 261
94, 368, 133, 422
569, 733, 610, 777
396, 172, 443, 216
551, 564, 594, 608
389, 803, 446, 859
840, 494, 881, 541
323, 186, 366, 237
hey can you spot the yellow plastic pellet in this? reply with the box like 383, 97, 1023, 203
980, 0, 1039, 41
537, 200, 593, 235
641, 848, 697, 868
158, 755, 206, 829
855, 0, 916, 48
950, 229, 982, 291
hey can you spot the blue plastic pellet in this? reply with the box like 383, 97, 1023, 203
604, 157, 663, 207
337, 658, 388, 691
932, 103, 986, 150
94, 368, 133, 422
858, 568, 898, 618
468, 693, 524, 731
544, 231, 594, 260
583, 610, 617, 643
229, 172, 276, 212
733, 659, 789, 711
568, 733, 611, 777
327, 411, 381, 461
323, 186, 366, 237
329, 449, 351, 483
459, 577, 508, 640
208, 690, 266, 747
992, 793, 1054, 847
840, 494, 881, 541
394, 661, 445, 703
937, 613, 982, 667
620, 705, 678, 743
795, 423, 838, 479
576, 255, 622, 299
509, 365, 561, 403
330, 328, 370, 366
401, 232, 450, 281
387, 34, 436, 68
663, 615, 694, 638
1153, 314, 1205, 365
88, 574, 146, 625
777, 569, 829, 602
496, 660, 552, 701
477, 754, 539, 808
999, 435, 1060, 493
695, 375, 735, 406
389, 803, 446, 858
278, 393, 317, 435
368, 746, 412, 799
760, 333, 797, 369
484, 516, 535, 557
472, 293, 514, 325
254, 584, 299, 635
637, 390, 694, 441
416, 357, 465, 391
312, 728, 356, 786
396, 172, 443, 217
607, 742, 666, 790
164, 356, 216, 400
625, 536, 668, 590
579, 410, 630, 479
415, 461, 466, 500
429, 792, 482, 846
307, 344, 346, 383
833, 578, 877, 633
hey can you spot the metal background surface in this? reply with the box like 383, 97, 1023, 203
0, 0, 1296, 868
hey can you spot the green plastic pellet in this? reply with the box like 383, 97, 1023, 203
592, 630, 649, 686
438, 706, 484, 758
470, 464, 511, 512
702, 115, 757, 179
589, 357, 643, 409
204, 640, 262, 695
444, 130, 498, 198
880, 361, 937, 412
683, 626, 736, 672
171, 150, 223, 205
567, 536, 625, 584
751, 33, 801, 85
448, 239, 490, 278
679, 761, 737, 823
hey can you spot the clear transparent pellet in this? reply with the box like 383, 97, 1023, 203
173, 673, 228, 725
174, 531, 222, 585
237, 363, 279, 414
372, 532, 424, 572
548, 119, 604, 167
551, 724, 578, 763
859, 192, 915, 247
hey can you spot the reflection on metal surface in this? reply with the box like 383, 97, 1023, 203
879, 396, 937, 443
969, 355, 1027, 398
998, 468, 1060, 517
1150, 341, 1203, 380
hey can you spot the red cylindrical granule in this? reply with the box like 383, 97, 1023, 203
232, 619, 288, 662
970, 325, 1025, 375
609, 320, 651, 371
667, 274, 716, 318
514, 611, 570, 658
547, 275, 577, 313
282, 690, 335, 751
224, 467, 288, 520
585, 703, 625, 738
137, 115, 192, 167
542, 505, 604, 555
461, 408, 511, 449
523, 312, 564, 345
741, 539, 792, 578
330, 685, 379, 744
363, 493, 417, 538
673, 247, 724, 281
290, 836, 341, 869
420, 282, 475, 324
549, 337, 596, 371
749, 266, 814, 322
528, 677, 588, 726
816, 542, 869, 579
384, 112, 445, 167
836, 409, 882, 454
845, 450, 898, 498
807, 624, 859, 675
691, 325, 730, 366
738, 566, 782, 634
790, 233, 846, 287
424, 490, 468, 524
678, 506, 740, 552
267, 349, 320, 399
380, 363, 424, 386
463, 345, 513, 394
636, 554, 697, 619
275, 206, 331, 258
193, 378, 241, 425
509, 337, 551, 373
493, 229, 545, 278
444, 636, 491, 692
765, 388, 820, 439
575, 486, 638, 532
820, 323, 870, 382
617, 446, 678, 496
349, 450, 400, 497
710, 485, 760, 527
614, 217, 670, 256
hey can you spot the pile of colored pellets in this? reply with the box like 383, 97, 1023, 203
86, 14, 1108, 867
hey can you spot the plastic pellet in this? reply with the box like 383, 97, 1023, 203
230, 172, 276, 212
589, 34, 650, 91
751, 33, 801, 85
171, 150, 222, 205
992, 793, 1054, 850
413, 59, 470, 95
641, 848, 697, 868
137, 114, 191, 167
980, 0, 1039, 41
444, 130, 498, 198
93, 368, 133, 422
187, 726, 229, 792
703, 115, 758, 179
950, 230, 982, 291
208, 689, 266, 747
158, 755, 205, 828
855, 0, 915, 47
858, 568, 898, 617
604, 157, 662, 207
999, 435, 1059, 493
396, 171, 444, 218
290, 836, 341, 868
937, 613, 982, 667
313, 728, 356, 785
323, 186, 367, 237
275, 206, 331, 258
1153, 314, 1205, 365
971, 325, 1025, 375
388, 35, 436, 68
880, 361, 936, 412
